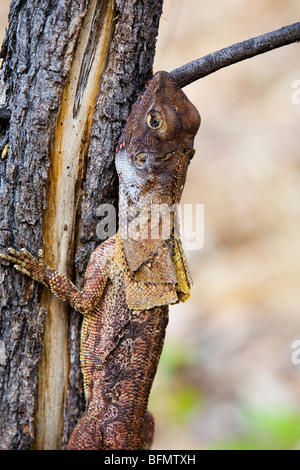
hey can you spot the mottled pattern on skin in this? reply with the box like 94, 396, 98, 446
0, 71, 200, 449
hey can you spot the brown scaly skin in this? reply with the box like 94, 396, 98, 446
0, 71, 200, 449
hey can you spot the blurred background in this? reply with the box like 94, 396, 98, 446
1, 0, 300, 450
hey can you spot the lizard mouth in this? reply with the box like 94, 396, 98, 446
172, 148, 195, 203
160, 147, 194, 162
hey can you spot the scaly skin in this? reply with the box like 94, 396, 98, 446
0, 71, 200, 449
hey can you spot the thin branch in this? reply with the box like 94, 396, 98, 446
171, 22, 300, 88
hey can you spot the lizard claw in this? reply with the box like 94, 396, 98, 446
0, 249, 20, 265
20, 247, 41, 263
38, 249, 45, 264
14, 264, 31, 277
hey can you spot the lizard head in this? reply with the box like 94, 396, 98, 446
115, 71, 201, 206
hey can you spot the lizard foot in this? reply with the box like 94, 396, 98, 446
0, 247, 46, 283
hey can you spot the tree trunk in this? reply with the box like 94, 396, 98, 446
0, 0, 163, 450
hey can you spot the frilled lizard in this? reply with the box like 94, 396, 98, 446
0, 71, 200, 449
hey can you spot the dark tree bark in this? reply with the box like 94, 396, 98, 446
0, 0, 91, 450
0, 0, 163, 450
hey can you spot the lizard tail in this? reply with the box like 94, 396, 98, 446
66, 413, 103, 450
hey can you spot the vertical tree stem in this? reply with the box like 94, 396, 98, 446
34, 0, 116, 450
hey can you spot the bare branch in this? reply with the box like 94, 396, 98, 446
171, 22, 300, 88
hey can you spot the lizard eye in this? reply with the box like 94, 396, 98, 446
147, 112, 163, 130
134, 152, 148, 168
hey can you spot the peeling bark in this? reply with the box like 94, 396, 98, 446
36, 0, 115, 450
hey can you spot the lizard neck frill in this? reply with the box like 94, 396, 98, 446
116, 189, 192, 310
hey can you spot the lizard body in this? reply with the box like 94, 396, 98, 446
0, 71, 200, 449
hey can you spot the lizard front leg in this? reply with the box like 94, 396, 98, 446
0, 242, 110, 315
